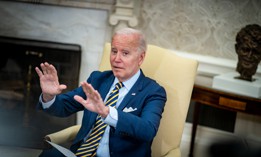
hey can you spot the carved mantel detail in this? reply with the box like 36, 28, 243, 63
109, 0, 141, 32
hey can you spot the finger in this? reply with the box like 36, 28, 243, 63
87, 83, 97, 95
74, 95, 95, 112
59, 84, 67, 91
35, 67, 43, 77
74, 95, 86, 105
40, 63, 48, 75
49, 64, 58, 75
81, 82, 89, 94
44, 62, 52, 74
83, 85, 101, 104
82, 82, 94, 95
93, 90, 102, 102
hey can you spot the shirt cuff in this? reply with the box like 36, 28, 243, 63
103, 106, 118, 128
39, 94, 56, 109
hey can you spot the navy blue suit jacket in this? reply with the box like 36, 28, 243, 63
38, 70, 167, 157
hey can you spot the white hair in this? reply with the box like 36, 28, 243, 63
113, 27, 147, 53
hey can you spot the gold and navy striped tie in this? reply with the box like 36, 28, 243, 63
75, 82, 124, 157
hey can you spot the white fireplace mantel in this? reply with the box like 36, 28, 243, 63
0, 1, 111, 124
0, 1, 109, 83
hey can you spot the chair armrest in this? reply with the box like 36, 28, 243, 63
43, 125, 81, 149
164, 147, 181, 157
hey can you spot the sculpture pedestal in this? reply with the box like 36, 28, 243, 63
212, 72, 261, 98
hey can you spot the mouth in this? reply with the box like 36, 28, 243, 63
112, 65, 123, 70
242, 60, 253, 68
242, 57, 253, 62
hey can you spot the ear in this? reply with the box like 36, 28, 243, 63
138, 52, 145, 66
235, 44, 239, 54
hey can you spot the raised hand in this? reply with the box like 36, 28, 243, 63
35, 62, 67, 102
74, 82, 109, 118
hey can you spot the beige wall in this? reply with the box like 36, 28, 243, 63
13, 0, 261, 61
138, 0, 261, 60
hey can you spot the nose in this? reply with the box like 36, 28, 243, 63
247, 50, 253, 58
114, 53, 121, 62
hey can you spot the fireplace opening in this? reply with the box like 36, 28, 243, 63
0, 36, 81, 149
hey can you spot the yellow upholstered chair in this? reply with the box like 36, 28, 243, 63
45, 43, 198, 157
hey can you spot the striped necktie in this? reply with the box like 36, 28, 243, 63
75, 82, 124, 157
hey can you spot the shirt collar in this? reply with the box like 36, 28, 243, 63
113, 70, 141, 91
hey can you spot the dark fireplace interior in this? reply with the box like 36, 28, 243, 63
0, 36, 81, 149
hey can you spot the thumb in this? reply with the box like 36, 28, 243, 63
59, 84, 67, 91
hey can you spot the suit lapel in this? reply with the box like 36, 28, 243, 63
100, 74, 115, 101
118, 71, 145, 111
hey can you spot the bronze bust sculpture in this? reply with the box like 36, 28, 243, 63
235, 24, 261, 81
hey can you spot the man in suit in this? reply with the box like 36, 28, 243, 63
35, 27, 167, 157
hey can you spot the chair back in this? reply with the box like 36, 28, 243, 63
99, 43, 198, 157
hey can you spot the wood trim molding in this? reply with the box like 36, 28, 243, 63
174, 50, 261, 77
